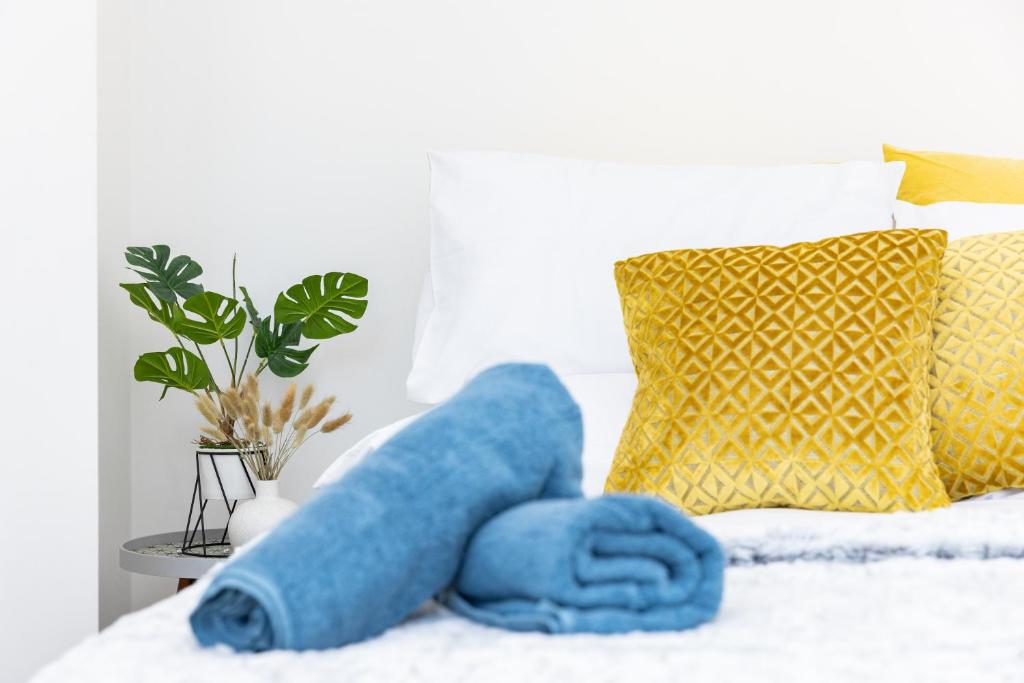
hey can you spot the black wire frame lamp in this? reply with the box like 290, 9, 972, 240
181, 449, 256, 557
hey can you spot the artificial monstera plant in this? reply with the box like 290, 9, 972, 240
121, 245, 368, 443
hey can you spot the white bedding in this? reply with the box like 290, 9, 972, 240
408, 152, 905, 402
34, 494, 1024, 683
315, 373, 638, 497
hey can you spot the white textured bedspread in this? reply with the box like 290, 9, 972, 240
35, 495, 1024, 683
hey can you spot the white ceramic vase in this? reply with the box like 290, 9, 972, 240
228, 480, 298, 547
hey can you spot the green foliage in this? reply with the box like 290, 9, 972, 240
120, 282, 184, 333
125, 245, 204, 303
177, 291, 247, 345
122, 246, 369, 399
257, 319, 319, 377
274, 272, 368, 340
240, 287, 318, 378
133, 347, 212, 399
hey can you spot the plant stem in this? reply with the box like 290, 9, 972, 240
171, 331, 227, 397
231, 253, 240, 381
219, 338, 237, 387
173, 333, 190, 355
174, 333, 221, 394
191, 342, 221, 393
238, 332, 255, 379
255, 359, 269, 376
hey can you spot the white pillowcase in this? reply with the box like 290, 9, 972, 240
315, 413, 422, 489
316, 373, 637, 497
567, 373, 637, 496
409, 151, 905, 403
894, 200, 1024, 239
410, 272, 433, 365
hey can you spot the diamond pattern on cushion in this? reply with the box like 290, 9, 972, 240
606, 229, 951, 515
931, 230, 1024, 500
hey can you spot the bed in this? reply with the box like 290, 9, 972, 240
35, 491, 1024, 682
46, 150, 1024, 682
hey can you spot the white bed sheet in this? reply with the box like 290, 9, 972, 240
34, 495, 1024, 683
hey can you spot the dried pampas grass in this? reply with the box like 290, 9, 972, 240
299, 384, 314, 410
195, 374, 351, 481
321, 413, 352, 434
277, 384, 296, 424
196, 395, 221, 427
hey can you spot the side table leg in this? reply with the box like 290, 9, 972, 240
177, 578, 196, 592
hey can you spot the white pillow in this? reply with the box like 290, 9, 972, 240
315, 412, 423, 489
315, 373, 637, 498
567, 373, 636, 496
409, 151, 905, 403
894, 200, 1024, 239
410, 272, 433, 364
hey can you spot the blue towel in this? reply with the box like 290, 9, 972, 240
445, 495, 724, 634
190, 363, 583, 651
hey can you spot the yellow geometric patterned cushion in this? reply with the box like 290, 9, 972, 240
931, 231, 1024, 500
605, 229, 951, 515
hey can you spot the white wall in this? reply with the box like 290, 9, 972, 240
0, 1, 98, 680
103, 0, 1024, 613
97, 0, 133, 629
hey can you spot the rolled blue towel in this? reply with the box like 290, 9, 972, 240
190, 363, 583, 651
445, 495, 724, 634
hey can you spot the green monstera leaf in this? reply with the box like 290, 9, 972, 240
256, 319, 318, 377
274, 272, 368, 340
240, 286, 318, 378
120, 282, 185, 333
125, 245, 204, 303
133, 347, 211, 399
177, 291, 247, 345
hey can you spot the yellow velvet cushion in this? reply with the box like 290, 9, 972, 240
931, 231, 1024, 499
883, 144, 1024, 205
605, 229, 951, 515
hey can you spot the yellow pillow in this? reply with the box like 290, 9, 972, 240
883, 144, 1024, 205
931, 231, 1024, 499
605, 229, 951, 515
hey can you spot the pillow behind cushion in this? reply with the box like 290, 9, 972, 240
605, 228, 951, 515
931, 231, 1024, 500
410, 152, 906, 403
884, 144, 1024, 241
883, 144, 1024, 206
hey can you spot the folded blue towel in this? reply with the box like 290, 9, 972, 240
445, 495, 724, 634
190, 363, 583, 651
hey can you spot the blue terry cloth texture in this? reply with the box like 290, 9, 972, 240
445, 495, 724, 634
190, 363, 583, 652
